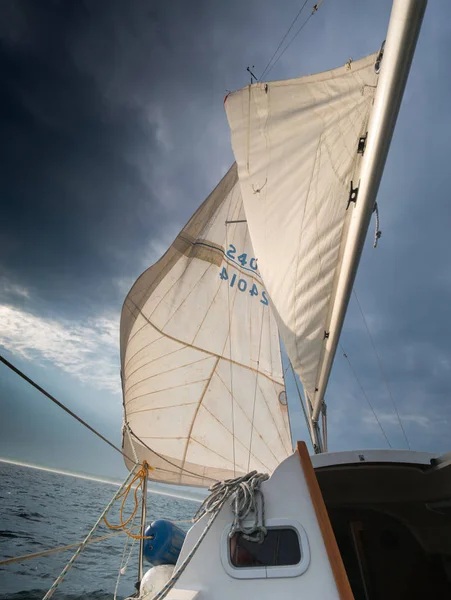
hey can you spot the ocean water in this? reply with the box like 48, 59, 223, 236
0, 462, 197, 599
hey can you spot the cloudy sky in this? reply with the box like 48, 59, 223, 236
0, 0, 450, 481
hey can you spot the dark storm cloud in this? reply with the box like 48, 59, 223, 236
0, 1, 170, 314
1, 0, 451, 473
0, 0, 294, 315
0, 0, 402, 316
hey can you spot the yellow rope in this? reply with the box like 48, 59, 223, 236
103, 461, 154, 540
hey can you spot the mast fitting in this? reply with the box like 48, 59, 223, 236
357, 133, 368, 155
346, 181, 359, 210
375, 40, 386, 74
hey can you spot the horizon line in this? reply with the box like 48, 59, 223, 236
0, 458, 204, 503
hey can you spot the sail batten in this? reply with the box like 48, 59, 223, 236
121, 164, 291, 487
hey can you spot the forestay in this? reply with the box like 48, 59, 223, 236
225, 53, 378, 418
120, 165, 292, 487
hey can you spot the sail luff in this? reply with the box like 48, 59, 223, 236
310, 0, 427, 426
225, 53, 379, 449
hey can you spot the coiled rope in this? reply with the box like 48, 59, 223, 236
103, 461, 154, 540
195, 471, 269, 543
136, 470, 269, 600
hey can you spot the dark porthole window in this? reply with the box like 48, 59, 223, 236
230, 528, 301, 568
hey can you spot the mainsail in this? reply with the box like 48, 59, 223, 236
225, 53, 379, 445
120, 165, 292, 487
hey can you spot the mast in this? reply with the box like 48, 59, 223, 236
310, 0, 427, 448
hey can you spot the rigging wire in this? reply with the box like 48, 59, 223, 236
262, 1, 323, 81
339, 343, 392, 448
0, 354, 214, 484
352, 290, 411, 449
0, 531, 128, 566
280, 349, 295, 448
0, 354, 137, 465
259, 0, 310, 81
1, 520, 193, 568
289, 361, 314, 447
247, 306, 266, 472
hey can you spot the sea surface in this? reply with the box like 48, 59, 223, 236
0, 462, 198, 599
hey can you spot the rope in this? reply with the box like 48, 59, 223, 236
0, 355, 137, 466
126, 422, 139, 464
352, 290, 411, 449
0, 531, 126, 566
42, 466, 138, 600
104, 461, 155, 540
137, 471, 269, 600
373, 202, 382, 248
194, 471, 269, 542
1, 521, 192, 569
114, 513, 138, 600
321, 402, 328, 452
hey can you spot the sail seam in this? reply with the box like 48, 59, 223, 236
127, 378, 211, 404
154, 263, 212, 329
124, 355, 213, 396
127, 402, 198, 416
213, 370, 281, 465
180, 356, 220, 474
125, 345, 189, 382
126, 297, 283, 386
200, 402, 272, 467
123, 333, 166, 372
189, 435, 271, 473
191, 263, 226, 346
257, 378, 293, 457
128, 430, 218, 485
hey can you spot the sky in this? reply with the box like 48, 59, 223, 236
1, 0, 450, 482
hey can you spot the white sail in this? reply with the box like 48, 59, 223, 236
225, 53, 378, 419
120, 165, 292, 487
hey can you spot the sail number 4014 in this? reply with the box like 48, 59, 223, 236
219, 267, 268, 305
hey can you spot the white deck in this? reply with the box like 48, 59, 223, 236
169, 451, 345, 600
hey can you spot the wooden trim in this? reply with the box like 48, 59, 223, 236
297, 441, 354, 600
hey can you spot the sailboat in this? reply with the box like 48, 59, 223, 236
119, 0, 451, 598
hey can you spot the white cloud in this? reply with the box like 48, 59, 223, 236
362, 410, 431, 429
4, 283, 30, 298
0, 304, 121, 394
0, 276, 30, 299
